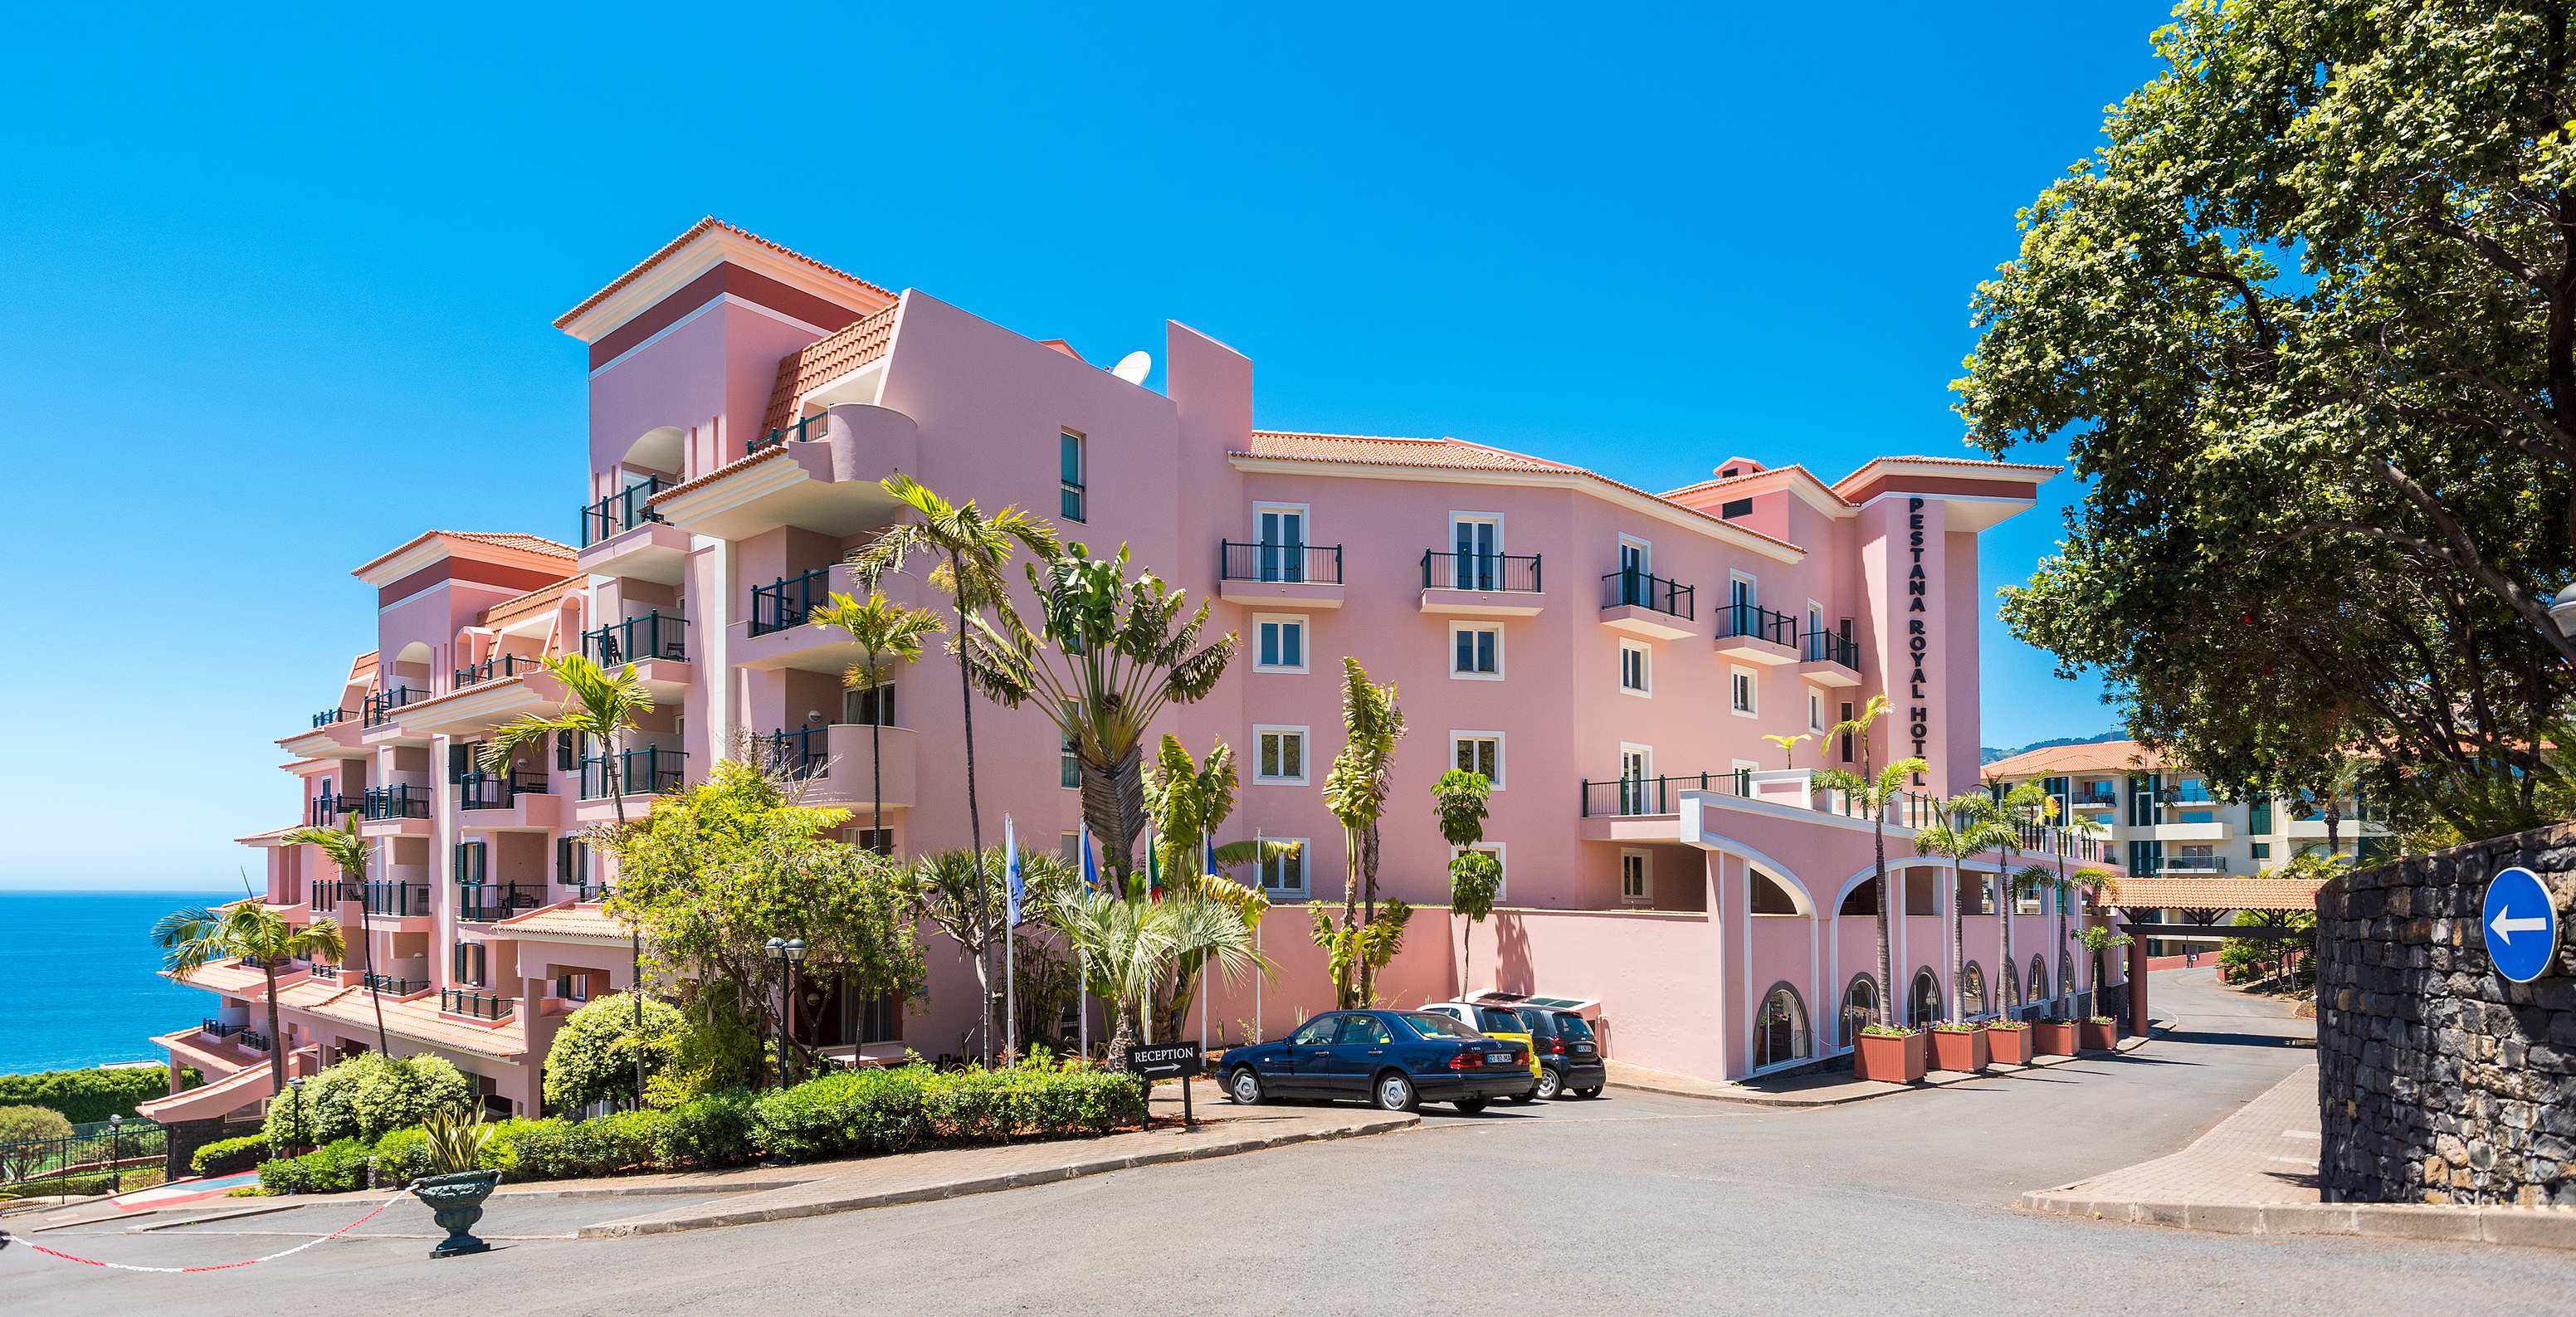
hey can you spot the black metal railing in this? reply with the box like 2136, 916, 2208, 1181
310, 963, 343, 983
1579, 771, 1751, 817
2077, 789, 2120, 807
749, 570, 832, 637
238, 1030, 271, 1051
579, 476, 667, 548
459, 768, 551, 811
757, 727, 830, 780
440, 988, 515, 1021
360, 973, 422, 997
454, 653, 542, 689
1802, 630, 1860, 669
1600, 569, 1694, 619
310, 708, 355, 729
361, 686, 426, 728
456, 881, 547, 922
573, 880, 612, 904
1219, 540, 1345, 585
581, 746, 686, 799
0, 1119, 167, 1189
202, 1018, 242, 1041
1422, 550, 1542, 593
308, 793, 355, 827
360, 785, 431, 820
310, 886, 338, 912
748, 413, 827, 456
1717, 602, 1798, 647
361, 883, 432, 917
583, 611, 688, 664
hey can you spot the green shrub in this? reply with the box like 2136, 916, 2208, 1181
256, 1137, 373, 1195
655, 1090, 758, 1168
0, 1173, 113, 1199
0, 1066, 198, 1123
544, 993, 687, 1111
749, 1065, 1141, 1162
190, 1133, 271, 1177
270, 1053, 473, 1148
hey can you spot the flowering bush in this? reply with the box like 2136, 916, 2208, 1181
1858, 1023, 1917, 1037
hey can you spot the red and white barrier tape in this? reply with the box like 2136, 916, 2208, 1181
1, 1193, 407, 1272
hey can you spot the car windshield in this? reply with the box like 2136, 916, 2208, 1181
1402, 1012, 1481, 1039
1476, 1008, 1525, 1033
1553, 1014, 1595, 1039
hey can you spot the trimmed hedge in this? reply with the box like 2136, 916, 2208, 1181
0, 1066, 199, 1123
0, 1173, 113, 1200
191, 1134, 271, 1177
256, 1138, 373, 1195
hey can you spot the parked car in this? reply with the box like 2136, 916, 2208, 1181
1219, 1009, 1533, 1113
1414, 1002, 1542, 1101
1514, 1006, 1607, 1099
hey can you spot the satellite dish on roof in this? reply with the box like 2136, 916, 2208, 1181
1111, 351, 1152, 385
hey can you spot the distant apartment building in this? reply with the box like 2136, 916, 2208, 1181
142, 220, 2131, 1128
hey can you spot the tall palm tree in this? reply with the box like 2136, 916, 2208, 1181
807, 590, 944, 850
152, 900, 346, 1099
2053, 812, 2112, 1006
1046, 885, 1262, 1056
1322, 659, 1405, 1004
1817, 695, 1923, 1031
1137, 734, 1291, 1042
1915, 794, 2016, 1021
279, 814, 389, 1056
851, 475, 1060, 1063
1988, 780, 2060, 1016
482, 654, 654, 830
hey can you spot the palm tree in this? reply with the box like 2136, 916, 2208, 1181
1816, 695, 1924, 1030
481, 654, 653, 830
1988, 779, 2060, 1016
1915, 794, 2015, 1021
2052, 811, 2112, 1006
2318, 757, 2368, 866
152, 900, 346, 1099
959, 543, 1233, 895
851, 475, 1060, 1063
279, 814, 389, 1056
1046, 886, 1262, 1058
1136, 734, 1292, 1043
1322, 659, 1406, 1004
807, 590, 945, 850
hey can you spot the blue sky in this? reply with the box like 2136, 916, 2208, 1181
0, 3, 2168, 887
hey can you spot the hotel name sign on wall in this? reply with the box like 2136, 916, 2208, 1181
1903, 497, 1930, 784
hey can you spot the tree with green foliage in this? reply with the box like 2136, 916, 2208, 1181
1817, 695, 1928, 1027
0, 1106, 71, 1183
910, 842, 1080, 1061
849, 475, 1061, 1062
1320, 658, 1408, 1006
262, 1051, 472, 1147
0, 1067, 196, 1124
544, 993, 687, 1111
1954, 0, 2576, 841
1432, 768, 1500, 994
1987, 778, 2061, 1012
806, 590, 944, 848
151, 899, 345, 1100
277, 812, 387, 1056
483, 654, 654, 828
1136, 735, 1286, 1043
1915, 795, 2017, 1020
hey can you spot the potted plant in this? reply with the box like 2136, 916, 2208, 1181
1928, 1020, 1988, 1072
410, 1101, 501, 1258
2032, 1017, 2078, 1056
1853, 1022, 1925, 1084
1982, 1017, 2032, 1065
2078, 1014, 2120, 1051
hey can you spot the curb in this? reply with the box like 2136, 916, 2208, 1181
2017, 1191, 2576, 1251
123, 1201, 310, 1233
575, 1115, 1419, 1238
1610, 1032, 2159, 1109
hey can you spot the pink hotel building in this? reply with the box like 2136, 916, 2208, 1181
149, 219, 2128, 1128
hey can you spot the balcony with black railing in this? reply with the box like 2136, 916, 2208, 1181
309, 885, 339, 912
1423, 549, 1542, 594
441, 988, 516, 1021
360, 882, 432, 918
1219, 540, 1345, 585
1716, 602, 1798, 649
756, 727, 830, 780
360, 973, 422, 997
573, 880, 612, 904
579, 476, 668, 548
454, 653, 543, 690
583, 611, 688, 664
747, 412, 827, 456
1601, 569, 1694, 617
456, 881, 548, 923
361, 686, 427, 729
359, 784, 431, 820
310, 963, 343, 983
1801, 629, 1861, 671
749, 569, 832, 637
308, 793, 356, 827
580, 745, 686, 799
459, 768, 551, 811
311, 708, 355, 729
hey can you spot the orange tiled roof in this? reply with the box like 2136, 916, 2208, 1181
493, 901, 629, 940
428, 530, 578, 559
2107, 876, 2328, 912
759, 301, 905, 436
1983, 740, 2165, 778
1244, 431, 1576, 473
477, 573, 583, 631
555, 217, 898, 329
1826, 454, 2063, 498
646, 441, 794, 507
168, 964, 529, 1060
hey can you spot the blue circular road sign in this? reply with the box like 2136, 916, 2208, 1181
2481, 867, 2561, 984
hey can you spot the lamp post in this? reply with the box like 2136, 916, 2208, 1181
107, 1115, 122, 1195
764, 938, 807, 1090
286, 1075, 308, 1155
617, 876, 644, 1112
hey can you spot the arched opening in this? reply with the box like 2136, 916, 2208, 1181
1754, 983, 1811, 1069
392, 641, 434, 681
2062, 951, 2080, 997
1837, 974, 1879, 1046
622, 426, 685, 477
2003, 958, 2021, 1011
2031, 954, 2051, 1004
1909, 968, 1942, 1026
1749, 867, 1800, 915
1961, 961, 1987, 1016
1837, 878, 1878, 915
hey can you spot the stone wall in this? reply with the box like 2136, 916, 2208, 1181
160, 1115, 233, 1183
2317, 823, 2576, 1206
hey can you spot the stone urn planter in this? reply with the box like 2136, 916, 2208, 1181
412, 1168, 502, 1258
1928, 1026, 1988, 1073
2032, 1020, 2078, 1056
1982, 1022, 2032, 1066
2078, 1017, 2120, 1051
1853, 1029, 1925, 1084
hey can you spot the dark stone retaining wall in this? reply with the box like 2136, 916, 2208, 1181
2317, 824, 2576, 1206
161, 1115, 232, 1183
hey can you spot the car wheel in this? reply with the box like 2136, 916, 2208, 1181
1575, 1086, 1603, 1099
1373, 1072, 1419, 1113
1534, 1067, 1563, 1100
1455, 1096, 1488, 1114
1228, 1067, 1264, 1105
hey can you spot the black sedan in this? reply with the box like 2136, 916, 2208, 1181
1219, 1009, 1532, 1113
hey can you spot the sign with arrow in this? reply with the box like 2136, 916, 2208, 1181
2481, 866, 2562, 984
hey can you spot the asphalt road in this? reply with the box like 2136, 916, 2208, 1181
12, 969, 2574, 1315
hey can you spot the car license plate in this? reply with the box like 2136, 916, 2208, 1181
1574, 1044, 1594, 1056
1486, 1052, 1514, 1066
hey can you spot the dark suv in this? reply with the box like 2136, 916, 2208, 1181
1515, 1007, 1606, 1098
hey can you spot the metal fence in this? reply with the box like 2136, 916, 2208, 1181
0, 1118, 167, 1189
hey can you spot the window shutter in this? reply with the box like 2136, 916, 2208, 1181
448, 744, 469, 783
557, 836, 573, 882
556, 732, 574, 771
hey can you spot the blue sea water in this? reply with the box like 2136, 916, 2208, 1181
0, 890, 238, 1076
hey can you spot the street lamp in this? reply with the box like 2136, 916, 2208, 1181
764, 938, 807, 1090
2551, 583, 2576, 640
614, 876, 644, 1112
286, 1075, 308, 1155
107, 1115, 122, 1195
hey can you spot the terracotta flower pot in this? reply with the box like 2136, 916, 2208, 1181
2032, 1021, 2077, 1056
1982, 1023, 2032, 1066
1854, 1031, 1925, 1084
2078, 1019, 2119, 1051
1929, 1027, 1988, 1073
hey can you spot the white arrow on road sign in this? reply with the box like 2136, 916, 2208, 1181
2491, 906, 2549, 943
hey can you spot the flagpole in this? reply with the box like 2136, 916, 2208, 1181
1254, 828, 1264, 1044
1003, 813, 1017, 1066
1079, 824, 1095, 1063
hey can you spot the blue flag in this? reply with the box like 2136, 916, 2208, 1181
1003, 813, 1023, 927
1081, 822, 1100, 890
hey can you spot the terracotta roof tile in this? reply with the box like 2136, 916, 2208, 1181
478, 574, 583, 630
644, 441, 793, 506
759, 301, 905, 437
428, 530, 578, 559
1827, 454, 2063, 497
1983, 741, 2164, 778
2107, 876, 2327, 912
168, 964, 530, 1060
492, 901, 629, 940
556, 217, 898, 330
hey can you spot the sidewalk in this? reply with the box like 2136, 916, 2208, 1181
2018, 1065, 2576, 1250
1607, 1031, 2156, 1108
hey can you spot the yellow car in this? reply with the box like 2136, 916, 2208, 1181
1417, 1002, 1542, 1101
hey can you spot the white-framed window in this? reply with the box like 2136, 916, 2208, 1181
1619, 641, 1651, 695
842, 683, 895, 727
1443, 513, 1504, 590
1060, 700, 1081, 789
1620, 744, 1653, 782
1451, 622, 1501, 679
1617, 535, 1650, 575
1254, 726, 1309, 783
1730, 573, 1757, 609
1253, 504, 1311, 583
1456, 842, 1505, 902
1060, 429, 1086, 524
1451, 732, 1504, 788
1258, 840, 1309, 895
1730, 666, 1758, 716
1253, 613, 1308, 673
1807, 600, 1825, 641
1620, 849, 1651, 904
1808, 689, 1824, 732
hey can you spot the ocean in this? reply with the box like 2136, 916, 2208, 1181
0, 890, 239, 1076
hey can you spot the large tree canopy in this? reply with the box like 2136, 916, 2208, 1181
1956, 0, 2576, 838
